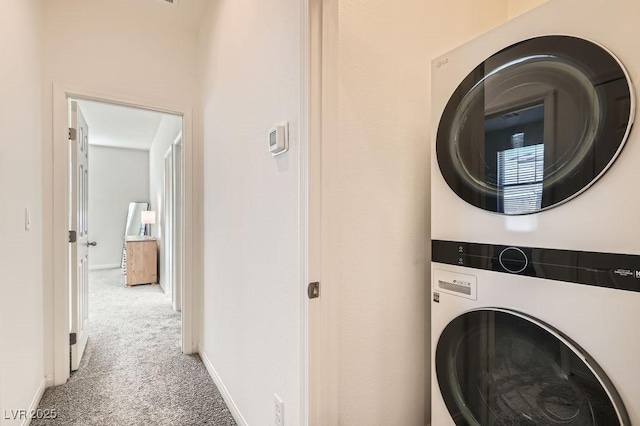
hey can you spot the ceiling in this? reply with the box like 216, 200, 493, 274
77, 100, 177, 151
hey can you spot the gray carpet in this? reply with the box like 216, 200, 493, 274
34, 268, 236, 426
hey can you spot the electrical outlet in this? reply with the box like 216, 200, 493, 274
274, 394, 284, 426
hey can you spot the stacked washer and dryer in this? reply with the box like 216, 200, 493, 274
430, 0, 640, 424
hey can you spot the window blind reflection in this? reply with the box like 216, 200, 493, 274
498, 143, 544, 214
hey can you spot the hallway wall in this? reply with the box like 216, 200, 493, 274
40, 0, 199, 384
0, 0, 44, 423
327, 0, 508, 423
198, 1, 302, 424
88, 145, 150, 269
508, 0, 550, 17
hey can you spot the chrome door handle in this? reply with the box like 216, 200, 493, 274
88, 241, 97, 247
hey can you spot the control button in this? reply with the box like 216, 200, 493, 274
499, 247, 528, 273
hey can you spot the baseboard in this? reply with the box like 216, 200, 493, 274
21, 378, 46, 426
45, 376, 54, 388
89, 264, 120, 271
198, 346, 248, 426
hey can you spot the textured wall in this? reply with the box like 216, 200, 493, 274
333, 0, 508, 423
508, 0, 550, 18
0, 0, 44, 423
198, 1, 302, 424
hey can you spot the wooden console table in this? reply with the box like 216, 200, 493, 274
125, 236, 157, 286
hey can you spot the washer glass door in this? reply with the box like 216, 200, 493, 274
435, 309, 629, 425
436, 36, 634, 214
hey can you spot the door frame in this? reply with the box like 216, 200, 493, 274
171, 135, 183, 312
304, 0, 340, 424
163, 145, 174, 301
50, 83, 196, 385
162, 138, 183, 313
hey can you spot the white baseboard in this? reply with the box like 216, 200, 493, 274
44, 376, 54, 388
89, 264, 120, 271
22, 378, 46, 426
198, 346, 248, 426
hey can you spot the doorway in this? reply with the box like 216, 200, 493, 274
51, 84, 196, 385
68, 98, 185, 371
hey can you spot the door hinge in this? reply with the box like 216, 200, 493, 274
70, 332, 77, 345
68, 127, 77, 141
308, 282, 320, 299
69, 230, 77, 243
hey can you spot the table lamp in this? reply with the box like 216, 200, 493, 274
141, 211, 156, 236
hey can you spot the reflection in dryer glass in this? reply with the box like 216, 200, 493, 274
437, 36, 633, 215
436, 310, 624, 425
489, 103, 545, 214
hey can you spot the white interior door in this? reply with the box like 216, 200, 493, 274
69, 100, 90, 371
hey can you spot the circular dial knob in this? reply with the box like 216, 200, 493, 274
499, 247, 528, 273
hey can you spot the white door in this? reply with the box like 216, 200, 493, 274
69, 101, 90, 371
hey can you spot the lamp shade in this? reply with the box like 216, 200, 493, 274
141, 210, 156, 225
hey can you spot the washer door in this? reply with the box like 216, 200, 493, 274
435, 309, 629, 425
436, 36, 634, 214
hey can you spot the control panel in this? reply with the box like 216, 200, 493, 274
432, 240, 640, 294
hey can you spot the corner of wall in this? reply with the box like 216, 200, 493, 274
197, 347, 248, 426
507, 0, 549, 19
21, 378, 46, 426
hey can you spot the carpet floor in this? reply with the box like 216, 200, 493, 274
34, 268, 236, 426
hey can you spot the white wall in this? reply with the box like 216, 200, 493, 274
40, 0, 198, 381
0, 0, 44, 423
198, 1, 301, 424
32, 0, 554, 420
148, 115, 182, 291
508, 0, 549, 18
330, 0, 508, 423
88, 145, 150, 269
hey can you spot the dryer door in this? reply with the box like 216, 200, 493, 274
436, 36, 634, 214
435, 309, 629, 425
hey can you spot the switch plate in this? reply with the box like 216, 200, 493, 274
274, 394, 284, 426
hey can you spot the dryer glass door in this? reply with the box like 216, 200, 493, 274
435, 309, 629, 425
436, 36, 634, 214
